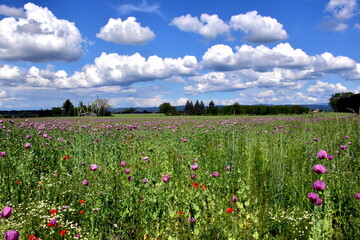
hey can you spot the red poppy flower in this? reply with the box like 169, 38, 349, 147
60, 230, 67, 236
226, 208, 233, 213
177, 211, 183, 214
15, 181, 20, 184
201, 185, 207, 191
79, 210, 84, 214
28, 235, 36, 240
79, 200, 85, 204
50, 209, 57, 215
193, 182, 199, 188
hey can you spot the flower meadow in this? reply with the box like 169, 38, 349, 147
0, 114, 359, 239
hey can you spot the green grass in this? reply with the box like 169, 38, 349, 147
0, 113, 359, 239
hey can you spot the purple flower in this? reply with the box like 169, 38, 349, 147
125, 169, 130, 174
232, 196, 237, 202
82, 180, 89, 186
307, 192, 319, 203
345, 136, 349, 139
90, 164, 99, 171
162, 175, 169, 182
49, 218, 57, 226
314, 198, 323, 206
355, 193, 360, 199
128, 176, 133, 181
61, 205, 69, 210
313, 138, 319, 141
226, 165, 231, 171
182, 138, 187, 142
121, 161, 126, 167
190, 174, 196, 179
25, 143, 31, 149
212, 172, 219, 177
26, 135, 31, 139
164, 174, 170, 178
5, 230, 19, 240
188, 217, 195, 223
312, 180, 326, 191
217, 145, 222, 148
191, 164, 198, 170
142, 178, 148, 183
312, 164, 328, 174
317, 150, 327, 159
339, 145, 346, 151
327, 154, 334, 160
0, 206, 13, 218
0, 151, 6, 157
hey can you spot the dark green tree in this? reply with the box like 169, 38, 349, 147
62, 99, 75, 116
159, 103, 177, 115
329, 92, 354, 112
184, 100, 194, 115
198, 101, 206, 115
206, 100, 219, 115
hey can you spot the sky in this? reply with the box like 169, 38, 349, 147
0, 0, 359, 110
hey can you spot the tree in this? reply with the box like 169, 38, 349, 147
199, 101, 206, 115
206, 100, 219, 115
123, 108, 136, 113
184, 100, 194, 115
78, 101, 87, 115
193, 100, 200, 115
159, 103, 177, 115
329, 92, 354, 112
92, 98, 111, 116
62, 99, 75, 116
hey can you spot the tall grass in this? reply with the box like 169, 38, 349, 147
0, 113, 359, 239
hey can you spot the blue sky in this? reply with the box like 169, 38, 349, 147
0, 0, 359, 110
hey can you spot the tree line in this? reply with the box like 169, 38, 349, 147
159, 101, 309, 116
52, 98, 111, 117
329, 92, 360, 114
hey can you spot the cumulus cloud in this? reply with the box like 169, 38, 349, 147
171, 14, 230, 39
0, 3, 83, 62
0, 65, 23, 83
320, 0, 358, 31
230, 10, 288, 43
97, 17, 155, 45
0, 4, 25, 18
307, 80, 349, 93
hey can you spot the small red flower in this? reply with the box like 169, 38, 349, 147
193, 182, 199, 188
60, 230, 67, 236
226, 208, 233, 213
15, 181, 20, 184
201, 185, 207, 191
79, 200, 85, 204
177, 211, 183, 214
28, 235, 36, 240
79, 210, 84, 214
50, 209, 57, 215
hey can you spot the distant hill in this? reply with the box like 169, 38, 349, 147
109, 103, 332, 113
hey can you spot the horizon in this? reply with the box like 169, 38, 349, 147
0, 0, 359, 110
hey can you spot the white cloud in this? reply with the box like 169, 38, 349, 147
313, 52, 356, 72
230, 10, 288, 43
97, 17, 155, 45
0, 65, 23, 82
307, 80, 349, 93
326, 0, 358, 20
202, 43, 312, 71
0, 4, 25, 18
256, 90, 275, 97
0, 90, 7, 98
171, 14, 230, 39
116, 0, 163, 16
0, 3, 83, 62
342, 63, 360, 80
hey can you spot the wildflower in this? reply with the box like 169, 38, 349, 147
90, 164, 99, 171
142, 178, 148, 183
60, 230, 67, 236
48, 219, 57, 227
339, 145, 346, 151
128, 176, 133, 181
64, 155, 70, 160
79, 200, 85, 204
61, 206, 68, 210
191, 164, 198, 170
314, 198, 323, 206
313, 138, 319, 141
355, 193, 360, 199
312, 180, 326, 191
121, 161, 126, 167
312, 164, 328, 174
226, 208, 233, 213
307, 192, 319, 203
28, 235, 36, 240
25, 143, 31, 149
125, 169, 130, 174
317, 150, 327, 159
327, 154, 334, 160
345, 136, 349, 139
15, 181, 20, 184
76, 234, 82, 238
0, 151, 6, 157
193, 182, 199, 188
226, 165, 231, 171
5, 230, 20, 240
82, 180, 88, 186
201, 185, 207, 191
217, 145, 222, 148
162, 176, 169, 182
26, 135, 32, 139
182, 138, 187, 142
232, 196, 237, 202
79, 210, 84, 214
1, 206, 12, 218
188, 217, 195, 223
178, 211, 183, 214
190, 174, 196, 179
212, 172, 219, 177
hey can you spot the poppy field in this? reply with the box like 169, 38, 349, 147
0, 114, 360, 239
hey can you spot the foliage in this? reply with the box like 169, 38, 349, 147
159, 102, 177, 115
219, 103, 309, 115
329, 92, 359, 113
